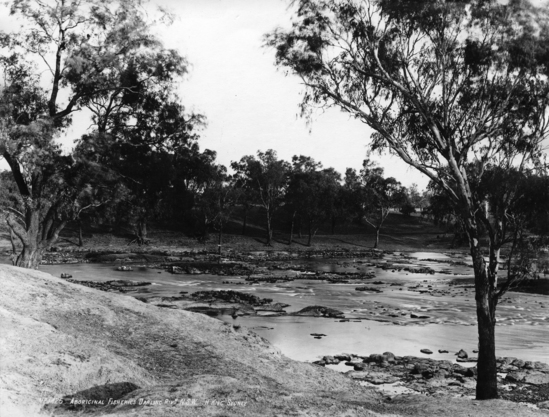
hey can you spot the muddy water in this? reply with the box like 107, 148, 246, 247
41, 252, 549, 364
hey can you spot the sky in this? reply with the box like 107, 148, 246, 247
150, 0, 549, 191
149, 0, 430, 188
7, 0, 547, 189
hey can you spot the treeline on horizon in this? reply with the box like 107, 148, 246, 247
2, 142, 546, 250
0, 144, 427, 248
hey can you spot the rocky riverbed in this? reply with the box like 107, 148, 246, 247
314, 351, 549, 408
2, 255, 549, 416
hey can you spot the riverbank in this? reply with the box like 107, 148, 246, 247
1, 264, 548, 416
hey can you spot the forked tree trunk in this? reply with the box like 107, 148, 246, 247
16, 243, 45, 268
7, 209, 66, 269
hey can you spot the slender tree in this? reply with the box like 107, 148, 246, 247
231, 150, 290, 245
266, 0, 549, 399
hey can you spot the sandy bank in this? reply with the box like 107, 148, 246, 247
0, 265, 546, 417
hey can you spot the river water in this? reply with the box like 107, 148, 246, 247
41, 252, 549, 365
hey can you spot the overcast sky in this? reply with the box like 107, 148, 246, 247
17, 0, 549, 189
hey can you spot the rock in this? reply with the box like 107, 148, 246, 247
506, 371, 527, 382
116, 266, 133, 271
511, 359, 526, 368
411, 314, 430, 319
456, 357, 477, 363
438, 349, 449, 353
191, 290, 273, 307
310, 333, 327, 337
523, 372, 549, 385
465, 366, 477, 377
538, 401, 549, 410
347, 371, 400, 385
533, 362, 549, 372
322, 356, 340, 365
499, 356, 518, 365
255, 302, 290, 312
60, 273, 72, 279
456, 349, 468, 359
366, 354, 385, 364
499, 364, 519, 373
355, 286, 382, 293
420, 349, 433, 354
334, 354, 351, 362
452, 364, 468, 376
422, 369, 435, 379
412, 363, 432, 375
382, 352, 396, 363
293, 306, 345, 318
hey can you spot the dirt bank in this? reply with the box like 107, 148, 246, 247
0, 265, 547, 417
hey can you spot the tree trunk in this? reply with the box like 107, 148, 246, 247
461, 209, 500, 400
470, 243, 499, 399
8, 209, 58, 269
242, 205, 248, 235
266, 211, 273, 245
289, 211, 296, 246
78, 219, 84, 247
218, 227, 223, 256
374, 228, 380, 249
15, 244, 45, 268
135, 219, 147, 245
140, 220, 147, 243
9, 227, 18, 254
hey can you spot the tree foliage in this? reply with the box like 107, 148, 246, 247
231, 150, 290, 245
266, 0, 549, 399
0, 0, 196, 266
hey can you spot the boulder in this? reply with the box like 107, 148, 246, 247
293, 306, 345, 318
538, 401, 549, 410
456, 349, 468, 359
523, 372, 549, 385
322, 356, 340, 365
420, 349, 433, 354
511, 359, 526, 368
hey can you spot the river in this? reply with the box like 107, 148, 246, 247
41, 251, 549, 365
